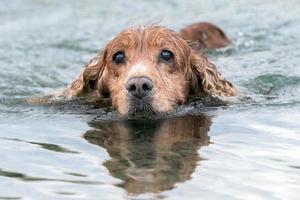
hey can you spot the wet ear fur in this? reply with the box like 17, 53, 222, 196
188, 51, 237, 97
61, 50, 108, 100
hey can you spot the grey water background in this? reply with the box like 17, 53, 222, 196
1, 0, 300, 199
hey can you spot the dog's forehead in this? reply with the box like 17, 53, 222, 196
112, 26, 181, 47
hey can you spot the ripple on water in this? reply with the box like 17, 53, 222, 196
245, 74, 300, 95
0, 168, 103, 185
240, 74, 300, 107
1, 0, 300, 199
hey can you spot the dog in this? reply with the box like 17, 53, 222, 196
60, 24, 237, 116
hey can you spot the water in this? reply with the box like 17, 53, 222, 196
1, 0, 300, 199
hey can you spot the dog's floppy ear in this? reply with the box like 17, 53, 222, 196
188, 51, 237, 97
61, 49, 108, 99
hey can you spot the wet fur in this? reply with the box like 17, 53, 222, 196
60, 25, 237, 116
180, 22, 232, 50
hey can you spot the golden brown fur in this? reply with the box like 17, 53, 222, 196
180, 22, 232, 50
60, 25, 237, 116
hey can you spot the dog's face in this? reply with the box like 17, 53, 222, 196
103, 27, 191, 115
63, 26, 237, 116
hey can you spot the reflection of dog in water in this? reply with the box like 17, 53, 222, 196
84, 115, 211, 195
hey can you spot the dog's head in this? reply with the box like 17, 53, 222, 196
63, 26, 237, 116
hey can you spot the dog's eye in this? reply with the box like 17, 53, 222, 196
113, 51, 125, 65
160, 50, 174, 62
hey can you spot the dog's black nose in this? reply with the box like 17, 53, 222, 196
126, 77, 153, 99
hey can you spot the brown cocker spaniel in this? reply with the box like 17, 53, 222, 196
60, 24, 237, 116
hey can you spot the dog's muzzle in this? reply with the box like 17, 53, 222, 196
126, 76, 156, 116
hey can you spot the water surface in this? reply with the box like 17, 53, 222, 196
0, 0, 300, 199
